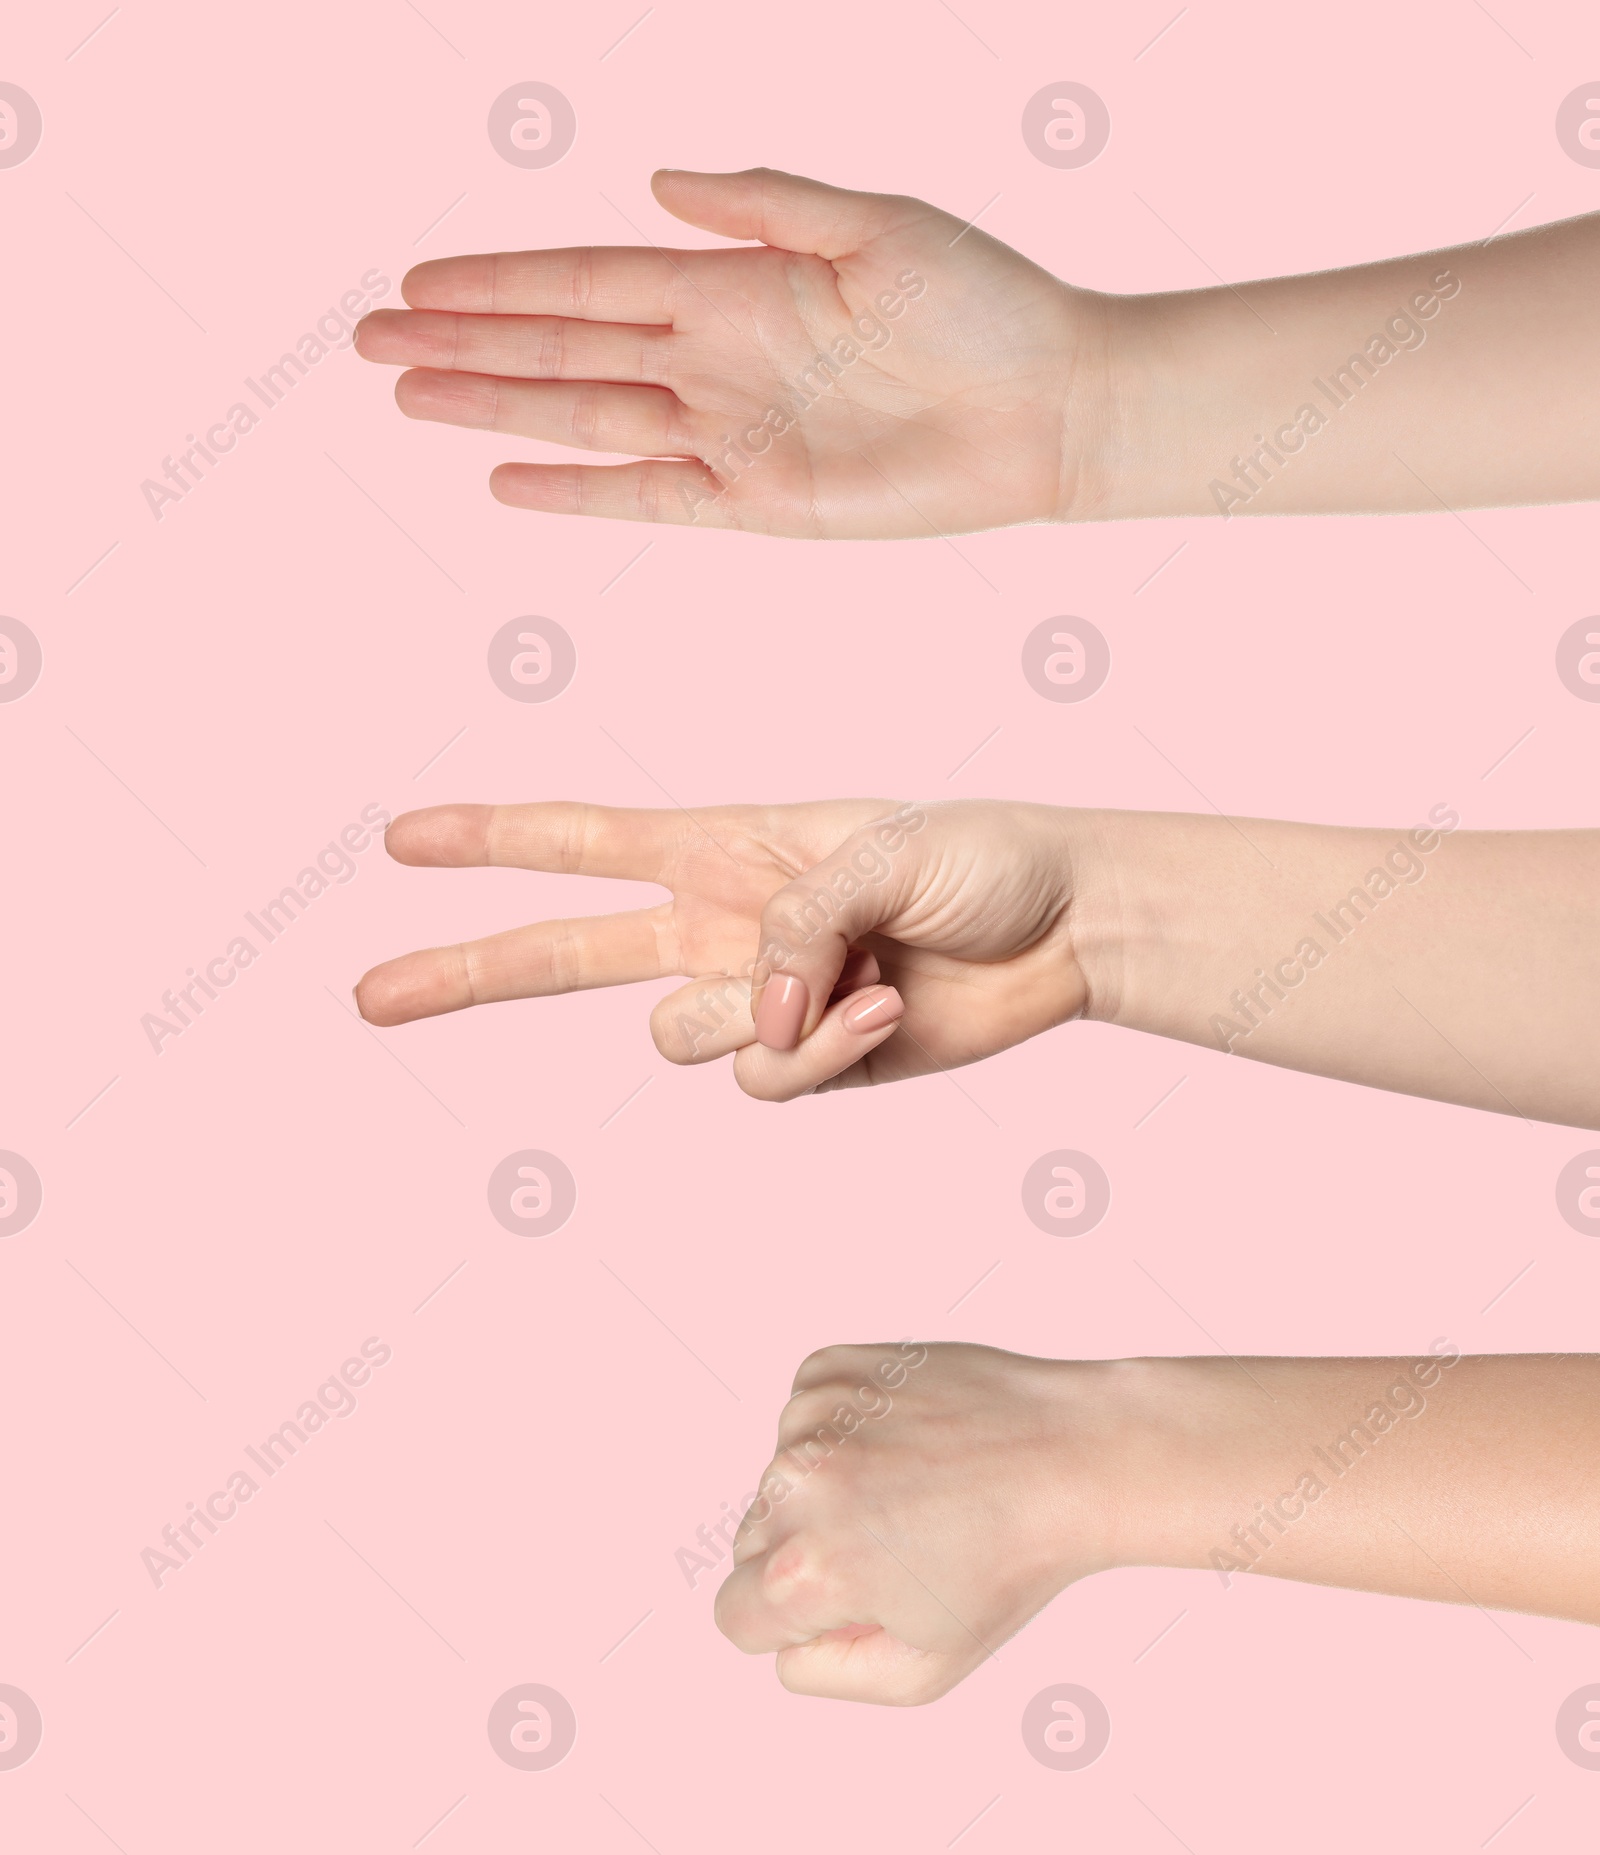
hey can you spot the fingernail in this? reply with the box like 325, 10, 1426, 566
843, 986, 904, 1034
754, 973, 808, 1050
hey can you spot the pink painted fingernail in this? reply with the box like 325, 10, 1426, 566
754, 973, 808, 1050
843, 986, 904, 1034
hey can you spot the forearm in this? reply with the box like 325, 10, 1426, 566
1077, 212, 1600, 519
1091, 1353, 1600, 1625
1068, 807, 1600, 1128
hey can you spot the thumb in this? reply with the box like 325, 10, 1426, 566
649, 166, 913, 257
750, 803, 930, 1050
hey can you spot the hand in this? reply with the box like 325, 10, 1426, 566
714, 1342, 1120, 1705
353, 167, 1113, 536
714, 1345, 1600, 1706
353, 798, 1099, 1101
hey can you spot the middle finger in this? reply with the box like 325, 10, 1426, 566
357, 307, 673, 383
358, 905, 672, 1025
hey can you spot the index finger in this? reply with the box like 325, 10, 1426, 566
385, 802, 682, 883
402, 247, 686, 324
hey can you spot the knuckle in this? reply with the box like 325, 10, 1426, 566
793, 1344, 850, 1389
537, 317, 568, 377
659, 398, 696, 456
711, 1583, 757, 1652
457, 942, 486, 1009
635, 464, 663, 523
567, 385, 603, 449
557, 801, 592, 875
647, 999, 693, 1063
571, 246, 594, 316
543, 924, 583, 992
776, 1387, 834, 1443
760, 1539, 838, 1610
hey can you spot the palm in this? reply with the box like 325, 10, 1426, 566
620, 226, 1084, 537
355, 167, 1095, 538
650, 801, 887, 968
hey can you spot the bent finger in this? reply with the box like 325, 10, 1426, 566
650, 975, 754, 1065
774, 1630, 965, 1706
789, 1341, 919, 1396
715, 1553, 867, 1655
750, 805, 928, 1047
733, 985, 904, 1102
651, 945, 883, 1067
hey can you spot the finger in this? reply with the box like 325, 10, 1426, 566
490, 459, 739, 527
356, 308, 671, 384
775, 1630, 963, 1706
355, 906, 670, 1024
715, 1549, 868, 1655
734, 985, 904, 1102
651, 167, 921, 258
777, 1384, 893, 1450
830, 947, 881, 999
396, 371, 699, 458
789, 1341, 914, 1395
650, 952, 884, 1067
729, 1462, 795, 1562
650, 975, 753, 1066
385, 802, 678, 881
401, 247, 683, 322
751, 806, 927, 1044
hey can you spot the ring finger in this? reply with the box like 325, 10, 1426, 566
397, 371, 702, 456
732, 985, 905, 1101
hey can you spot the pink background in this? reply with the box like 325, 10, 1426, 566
4, 1, 1599, 1846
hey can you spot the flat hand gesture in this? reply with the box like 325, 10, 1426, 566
354, 167, 1103, 536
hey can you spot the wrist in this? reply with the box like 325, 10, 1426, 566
1048, 285, 1150, 525
1025, 1356, 1230, 1578
1053, 287, 1195, 524
1061, 808, 1303, 1042
1055, 807, 1141, 1029
1052, 1356, 1287, 1576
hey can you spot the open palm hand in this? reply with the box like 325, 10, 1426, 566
354, 168, 1107, 537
